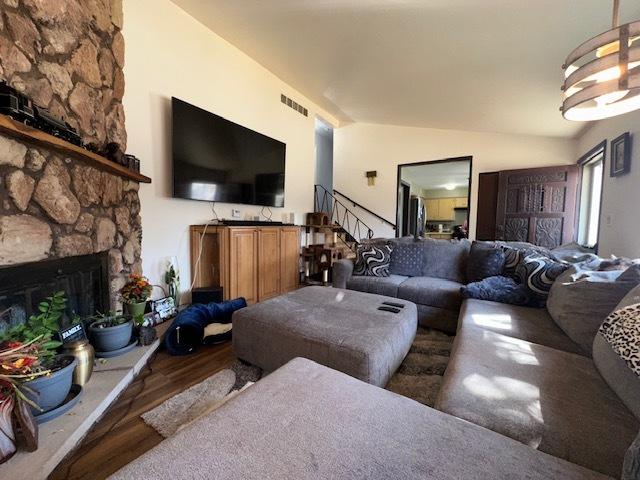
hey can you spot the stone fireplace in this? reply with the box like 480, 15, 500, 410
0, 252, 110, 332
0, 1, 142, 309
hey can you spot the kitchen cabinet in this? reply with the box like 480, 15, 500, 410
425, 197, 467, 221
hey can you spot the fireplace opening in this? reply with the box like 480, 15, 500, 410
0, 252, 110, 334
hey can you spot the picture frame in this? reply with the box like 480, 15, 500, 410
610, 132, 631, 177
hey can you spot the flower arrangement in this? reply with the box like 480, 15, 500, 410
0, 337, 51, 463
120, 274, 153, 305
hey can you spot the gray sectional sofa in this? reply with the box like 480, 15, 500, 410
335, 237, 640, 478
334, 238, 472, 332
111, 357, 611, 480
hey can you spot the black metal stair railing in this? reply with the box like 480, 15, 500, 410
314, 185, 375, 248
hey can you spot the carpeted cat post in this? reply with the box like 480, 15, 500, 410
164, 298, 246, 355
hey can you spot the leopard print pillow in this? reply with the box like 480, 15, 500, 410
599, 302, 640, 377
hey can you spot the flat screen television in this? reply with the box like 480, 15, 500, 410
172, 97, 286, 207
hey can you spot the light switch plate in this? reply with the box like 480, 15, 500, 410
231, 209, 241, 218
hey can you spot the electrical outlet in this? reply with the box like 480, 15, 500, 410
231, 209, 241, 218
605, 214, 614, 227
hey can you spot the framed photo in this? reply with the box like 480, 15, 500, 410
610, 132, 631, 177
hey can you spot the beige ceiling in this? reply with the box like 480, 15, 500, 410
170, 0, 640, 138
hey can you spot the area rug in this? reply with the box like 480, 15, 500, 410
142, 328, 453, 436
141, 360, 261, 438
386, 327, 454, 406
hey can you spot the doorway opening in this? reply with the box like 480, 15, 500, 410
314, 117, 333, 214
396, 157, 472, 239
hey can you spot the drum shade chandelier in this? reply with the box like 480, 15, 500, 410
562, 0, 640, 121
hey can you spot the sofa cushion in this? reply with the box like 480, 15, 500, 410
397, 276, 463, 311
353, 243, 393, 277
111, 358, 609, 480
501, 245, 546, 278
467, 241, 506, 282
548, 264, 640, 355
420, 239, 471, 283
389, 241, 424, 276
594, 284, 640, 419
459, 299, 583, 354
461, 276, 535, 307
346, 274, 408, 297
514, 254, 569, 307
436, 326, 639, 477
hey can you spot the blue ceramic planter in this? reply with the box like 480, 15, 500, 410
89, 319, 133, 352
25, 355, 77, 414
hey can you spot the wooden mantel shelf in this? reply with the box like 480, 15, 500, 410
0, 114, 151, 184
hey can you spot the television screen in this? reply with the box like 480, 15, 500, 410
172, 97, 286, 207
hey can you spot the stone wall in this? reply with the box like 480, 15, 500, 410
0, 0, 141, 309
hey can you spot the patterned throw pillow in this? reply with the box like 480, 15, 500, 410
599, 303, 640, 376
389, 242, 424, 277
515, 254, 569, 304
353, 244, 393, 277
501, 246, 532, 278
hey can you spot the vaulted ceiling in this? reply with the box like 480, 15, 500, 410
171, 0, 640, 138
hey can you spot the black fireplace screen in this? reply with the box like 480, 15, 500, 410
0, 252, 109, 334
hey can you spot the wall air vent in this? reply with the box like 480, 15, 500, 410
281, 94, 308, 117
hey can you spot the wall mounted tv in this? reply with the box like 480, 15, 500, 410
172, 97, 286, 207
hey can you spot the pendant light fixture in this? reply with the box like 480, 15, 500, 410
561, 0, 640, 121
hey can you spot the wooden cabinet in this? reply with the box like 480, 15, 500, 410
280, 227, 301, 293
455, 197, 468, 208
257, 228, 281, 301
425, 199, 440, 221
438, 198, 456, 220
190, 225, 300, 304
425, 197, 467, 221
229, 228, 258, 304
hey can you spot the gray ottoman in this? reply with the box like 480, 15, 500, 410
232, 286, 417, 386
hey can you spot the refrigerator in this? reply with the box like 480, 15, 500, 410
409, 197, 425, 237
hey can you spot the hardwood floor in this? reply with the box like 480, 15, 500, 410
50, 341, 234, 480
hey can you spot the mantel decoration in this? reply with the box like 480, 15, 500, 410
561, 0, 640, 121
610, 131, 632, 176
120, 274, 153, 318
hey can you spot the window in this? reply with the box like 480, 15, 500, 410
577, 142, 606, 248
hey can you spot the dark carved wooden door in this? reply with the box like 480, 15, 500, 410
495, 165, 579, 248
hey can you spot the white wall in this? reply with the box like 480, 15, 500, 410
577, 110, 640, 258
123, 0, 337, 295
334, 123, 578, 239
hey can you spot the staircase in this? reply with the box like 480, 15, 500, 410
313, 184, 375, 253
302, 185, 396, 285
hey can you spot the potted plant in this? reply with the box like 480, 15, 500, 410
0, 292, 77, 415
120, 274, 152, 318
87, 313, 133, 353
0, 337, 52, 463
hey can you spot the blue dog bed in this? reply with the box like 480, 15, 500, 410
164, 298, 246, 355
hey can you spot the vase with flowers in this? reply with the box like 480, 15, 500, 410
120, 274, 152, 318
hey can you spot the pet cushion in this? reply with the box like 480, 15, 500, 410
165, 298, 246, 355
467, 241, 506, 283
353, 244, 393, 277
548, 264, 640, 355
389, 241, 424, 277
515, 254, 568, 305
460, 275, 534, 307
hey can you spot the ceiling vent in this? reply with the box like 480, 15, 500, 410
281, 94, 308, 117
